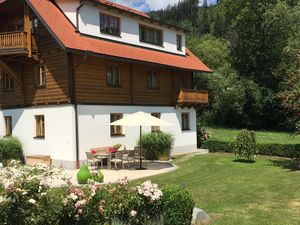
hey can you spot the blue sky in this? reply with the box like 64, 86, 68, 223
110, 0, 217, 12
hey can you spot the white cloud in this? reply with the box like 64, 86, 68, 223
110, 0, 217, 12
144, 0, 180, 11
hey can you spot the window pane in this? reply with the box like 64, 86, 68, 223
177, 35, 182, 50
151, 113, 161, 132
35, 115, 45, 137
4, 116, 12, 136
100, 13, 120, 36
110, 113, 123, 136
182, 113, 189, 130
139, 25, 162, 46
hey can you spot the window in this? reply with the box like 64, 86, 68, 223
177, 34, 182, 51
3, 72, 14, 93
179, 73, 186, 89
110, 113, 123, 136
107, 65, 121, 86
100, 13, 120, 36
151, 113, 161, 132
139, 25, 163, 46
35, 115, 45, 138
147, 71, 159, 89
4, 116, 12, 137
35, 63, 46, 87
181, 113, 190, 130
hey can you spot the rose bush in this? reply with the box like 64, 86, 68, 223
0, 162, 195, 225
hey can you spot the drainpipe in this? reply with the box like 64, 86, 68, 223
69, 52, 87, 169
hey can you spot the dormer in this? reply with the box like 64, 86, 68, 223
55, 0, 187, 56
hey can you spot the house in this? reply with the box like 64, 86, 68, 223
0, 0, 211, 169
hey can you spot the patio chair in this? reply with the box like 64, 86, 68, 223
110, 151, 123, 170
86, 152, 102, 170
134, 146, 147, 166
122, 150, 136, 168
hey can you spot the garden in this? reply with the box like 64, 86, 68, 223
0, 136, 195, 225
0, 160, 194, 225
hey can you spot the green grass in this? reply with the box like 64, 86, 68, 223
132, 153, 300, 225
206, 127, 300, 144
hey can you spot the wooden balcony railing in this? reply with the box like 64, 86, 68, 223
0, 31, 28, 55
176, 89, 209, 107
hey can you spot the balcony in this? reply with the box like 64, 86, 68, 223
0, 31, 29, 56
176, 89, 209, 108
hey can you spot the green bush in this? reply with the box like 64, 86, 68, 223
233, 129, 257, 161
0, 137, 23, 163
197, 125, 211, 147
139, 132, 174, 160
202, 139, 300, 160
202, 140, 233, 152
161, 185, 195, 225
90, 170, 104, 183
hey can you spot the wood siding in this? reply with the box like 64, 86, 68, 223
74, 55, 192, 106
0, 24, 69, 108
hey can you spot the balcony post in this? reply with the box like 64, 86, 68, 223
24, 3, 32, 57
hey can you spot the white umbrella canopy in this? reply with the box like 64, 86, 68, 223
110, 111, 172, 170
110, 111, 172, 127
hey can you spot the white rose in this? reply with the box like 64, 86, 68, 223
29, 199, 36, 204
130, 210, 137, 217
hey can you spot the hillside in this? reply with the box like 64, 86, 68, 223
149, 0, 300, 132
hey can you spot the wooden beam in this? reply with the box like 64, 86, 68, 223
24, 3, 32, 57
0, 60, 21, 83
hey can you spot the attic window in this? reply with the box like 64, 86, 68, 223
139, 25, 163, 46
100, 13, 120, 36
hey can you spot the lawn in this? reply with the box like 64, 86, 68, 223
132, 153, 300, 225
205, 127, 300, 144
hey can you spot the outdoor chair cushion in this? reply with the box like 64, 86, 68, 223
108, 147, 117, 153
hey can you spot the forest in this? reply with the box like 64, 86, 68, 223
149, 0, 300, 132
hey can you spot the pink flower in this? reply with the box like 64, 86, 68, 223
117, 177, 129, 186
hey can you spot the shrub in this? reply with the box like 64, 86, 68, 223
139, 132, 174, 160
0, 137, 23, 164
233, 129, 257, 161
0, 163, 196, 225
0, 161, 68, 225
161, 185, 195, 225
202, 139, 300, 160
197, 125, 211, 147
90, 170, 104, 183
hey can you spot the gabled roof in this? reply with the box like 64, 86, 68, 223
26, 0, 211, 72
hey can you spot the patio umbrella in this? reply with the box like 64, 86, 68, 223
110, 111, 172, 170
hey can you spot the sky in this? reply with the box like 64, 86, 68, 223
110, 0, 217, 12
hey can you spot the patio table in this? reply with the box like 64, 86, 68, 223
95, 153, 112, 169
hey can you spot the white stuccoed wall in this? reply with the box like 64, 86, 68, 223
76, 3, 186, 55
56, 0, 79, 26
0, 105, 197, 168
0, 105, 76, 167
77, 105, 197, 161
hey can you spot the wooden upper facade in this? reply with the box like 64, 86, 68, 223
0, 0, 209, 109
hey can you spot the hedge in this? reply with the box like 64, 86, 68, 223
0, 137, 24, 163
202, 140, 300, 158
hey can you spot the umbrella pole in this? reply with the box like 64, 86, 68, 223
136, 125, 146, 170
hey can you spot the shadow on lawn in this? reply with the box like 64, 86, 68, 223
269, 159, 300, 172
233, 159, 256, 164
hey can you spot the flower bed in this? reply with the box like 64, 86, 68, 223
0, 161, 194, 225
